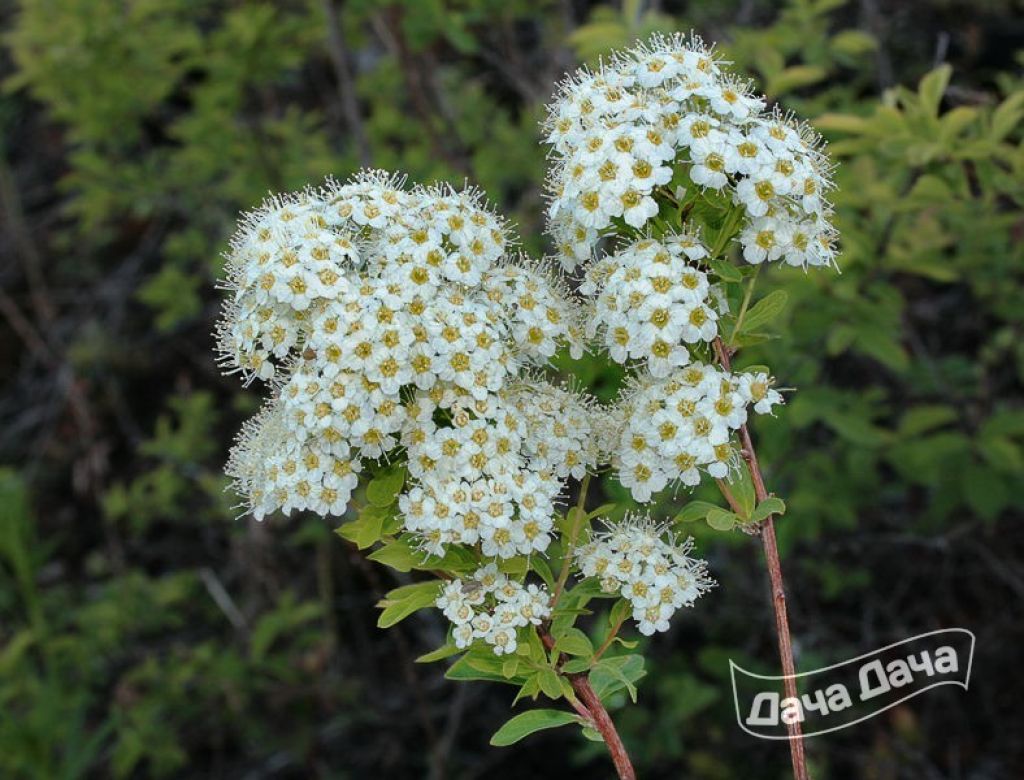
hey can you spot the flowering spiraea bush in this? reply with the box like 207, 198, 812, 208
216, 33, 835, 779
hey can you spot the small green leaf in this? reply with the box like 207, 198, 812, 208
919, 64, 952, 117
366, 466, 406, 507
368, 536, 478, 574
751, 497, 786, 523
829, 29, 876, 57
537, 668, 564, 700
446, 654, 513, 684
707, 257, 743, 283
705, 507, 738, 531
991, 90, 1024, 141
590, 655, 645, 703
586, 502, 617, 520
673, 500, 719, 523
609, 597, 632, 628
897, 406, 957, 438
726, 465, 756, 519
814, 112, 873, 135
376, 580, 442, 629
416, 642, 461, 664
513, 675, 542, 704
489, 709, 580, 746
767, 65, 826, 96
738, 289, 788, 335
561, 657, 592, 674
336, 505, 390, 550
554, 628, 594, 657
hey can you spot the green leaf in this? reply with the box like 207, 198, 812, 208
673, 500, 719, 523
416, 642, 462, 664
513, 675, 542, 704
991, 90, 1024, 141
738, 290, 788, 335
502, 657, 523, 679
561, 657, 592, 674
609, 597, 633, 628
590, 655, 645, 703
826, 413, 892, 448
335, 505, 391, 550
489, 709, 580, 746
586, 502, 617, 520
498, 555, 529, 577
919, 64, 952, 117
725, 465, 756, 519
829, 30, 876, 57
705, 507, 738, 531
464, 648, 509, 675
814, 112, 873, 135
767, 65, 827, 96
750, 497, 786, 523
376, 580, 442, 629
366, 466, 406, 507
554, 627, 594, 657
897, 406, 958, 438
367, 539, 420, 572
537, 668, 564, 700
962, 463, 1009, 522
707, 257, 742, 283
368, 536, 478, 574
446, 654, 514, 684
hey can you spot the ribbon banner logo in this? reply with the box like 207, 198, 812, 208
730, 628, 975, 739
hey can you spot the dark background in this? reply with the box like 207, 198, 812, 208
1, 0, 1023, 777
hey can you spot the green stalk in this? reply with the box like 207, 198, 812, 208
729, 264, 761, 344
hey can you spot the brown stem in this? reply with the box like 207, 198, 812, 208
714, 337, 811, 780
574, 676, 637, 780
539, 627, 636, 780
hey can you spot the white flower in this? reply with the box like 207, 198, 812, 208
435, 567, 552, 656
583, 236, 720, 377
576, 513, 714, 635
541, 33, 837, 269
607, 363, 781, 500
219, 171, 589, 524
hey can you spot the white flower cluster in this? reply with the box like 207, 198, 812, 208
219, 171, 586, 522
436, 564, 552, 655
399, 380, 599, 559
225, 401, 361, 521
610, 362, 782, 501
580, 234, 720, 376
543, 33, 837, 269
576, 513, 714, 635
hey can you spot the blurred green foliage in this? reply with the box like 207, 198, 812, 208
1, 0, 1022, 777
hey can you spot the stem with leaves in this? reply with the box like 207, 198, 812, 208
714, 335, 810, 780
538, 626, 637, 780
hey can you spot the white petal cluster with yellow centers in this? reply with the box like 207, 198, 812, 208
610, 363, 783, 502
225, 402, 362, 522
543, 33, 837, 270
399, 381, 598, 559
219, 171, 584, 522
580, 234, 720, 377
435, 564, 552, 655
576, 513, 714, 635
